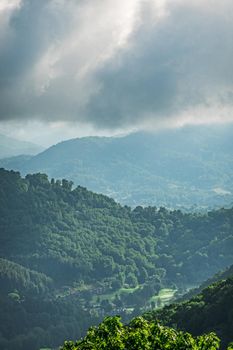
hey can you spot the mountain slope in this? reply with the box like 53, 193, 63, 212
1, 168, 233, 289
60, 268, 233, 350
178, 264, 233, 302
1, 125, 233, 208
0, 134, 43, 158
144, 275, 233, 349
0, 257, 53, 296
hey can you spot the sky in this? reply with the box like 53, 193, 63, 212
0, 0, 233, 146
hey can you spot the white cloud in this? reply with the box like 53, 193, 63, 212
28, 0, 140, 98
0, 0, 21, 12
0, 119, 133, 147
0, 0, 21, 46
0, 0, 233, 133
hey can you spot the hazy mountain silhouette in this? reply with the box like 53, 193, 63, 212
1, 125, 233, 208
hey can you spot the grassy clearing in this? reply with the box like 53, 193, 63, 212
92, 285, 140, 304
150, 288, 176, 307
159, 288, 176, 301
119, 285, 140, 295
56, 282, 176, 311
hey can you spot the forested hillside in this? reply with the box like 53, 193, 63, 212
177, 264, 233, 302
1, 168, 233, 289
0, 168, 233, 350
60, 276, 233, 350
1, 125, 233, 209
144, 275, 233, 349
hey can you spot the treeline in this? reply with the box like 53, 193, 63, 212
60, 316, 231, 350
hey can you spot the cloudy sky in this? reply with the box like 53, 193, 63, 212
0, 0, 233, 146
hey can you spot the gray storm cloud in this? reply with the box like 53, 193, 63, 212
0, 0, 233, 129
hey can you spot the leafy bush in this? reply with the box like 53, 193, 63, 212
61, 316, 220, 350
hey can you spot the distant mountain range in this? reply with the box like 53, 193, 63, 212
0, 125, 233, 209
0, 134, 43, 159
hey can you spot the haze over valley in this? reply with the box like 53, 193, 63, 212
1, 125, 233, 210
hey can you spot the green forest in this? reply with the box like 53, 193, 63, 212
61, 268, 233, 349
144, 269, 233, 349
61, 316, 223, 350
0, 168, 233, 349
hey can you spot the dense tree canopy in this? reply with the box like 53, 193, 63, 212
144, 275, 233, 349
0, 168, 232, 290
61, 316, 222, 350
0, 168, 233, 350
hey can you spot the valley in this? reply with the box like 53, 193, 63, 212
0, 168, 232, 349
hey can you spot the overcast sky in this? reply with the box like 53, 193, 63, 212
0, 0, 233, 146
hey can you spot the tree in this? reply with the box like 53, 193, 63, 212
61, 316, 221, 350
62, 179, 73, 191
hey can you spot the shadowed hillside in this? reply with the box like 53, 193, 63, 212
144, 273, 233, 349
